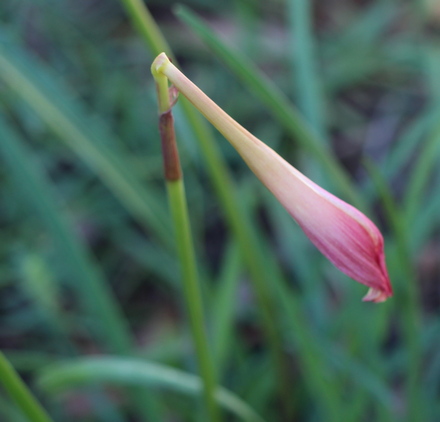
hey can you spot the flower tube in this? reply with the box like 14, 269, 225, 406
151, 53, 393, 302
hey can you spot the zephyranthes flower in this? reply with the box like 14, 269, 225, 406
152, 53, 393, 302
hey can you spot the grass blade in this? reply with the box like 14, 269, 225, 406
38, 357, 267, 422
0, 352, 54, 422
287, 0, 326, 139
0, 37, 171, 246
403, 118, 440, 225
174, 5, 365, 210
0, 117, 160, 420
364, 159, 424, 421
0, 116, 131, 353
211, 242, 242, 373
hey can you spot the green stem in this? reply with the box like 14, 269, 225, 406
0, 351, 54, 422
152, 70, 220, 422
167, 180, 220, 422
123, 0, 289, 412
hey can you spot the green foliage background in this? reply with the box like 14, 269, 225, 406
0, 0, 439, 421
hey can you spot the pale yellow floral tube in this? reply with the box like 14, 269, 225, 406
151, 53, 393, 302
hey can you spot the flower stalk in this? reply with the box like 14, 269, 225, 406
152, 66, 221, 422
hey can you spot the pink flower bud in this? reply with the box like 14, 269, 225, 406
152, 53, 393, 302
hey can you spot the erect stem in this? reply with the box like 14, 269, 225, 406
152, 52, 294, 418
152, 66, 221, 422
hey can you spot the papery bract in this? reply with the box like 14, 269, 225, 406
152, 53, 393, 302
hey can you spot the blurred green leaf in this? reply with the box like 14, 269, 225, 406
175, 5, 366, 211
38, 357, 267, 422
0, 116, 132, 353
0, 35, 171, 246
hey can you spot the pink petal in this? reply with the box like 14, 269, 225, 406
237, 140, 393, 301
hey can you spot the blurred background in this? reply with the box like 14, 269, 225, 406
0, 0, 439, 421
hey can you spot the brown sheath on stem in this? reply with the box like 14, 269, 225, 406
159, 110, 182, 181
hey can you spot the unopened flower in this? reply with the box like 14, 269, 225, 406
151, 53, 393, 302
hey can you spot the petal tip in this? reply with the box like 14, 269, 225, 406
362, 287, 392, 303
